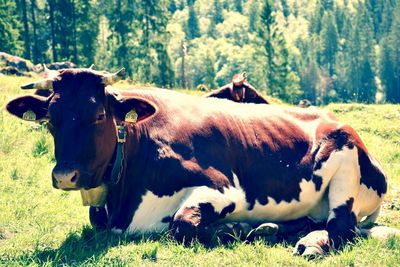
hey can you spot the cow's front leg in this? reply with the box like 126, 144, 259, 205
89, 206, 108, 229
170, 202, 239, 243
170, 186, 238, 244
293, 230, 330, 258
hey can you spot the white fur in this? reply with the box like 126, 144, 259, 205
356, 184, 384, 221
235, 179, 325, 221
121, 146, 382, 234
174, 175, 247, 218
125, 189, 190, 234
327, 147, 361, 219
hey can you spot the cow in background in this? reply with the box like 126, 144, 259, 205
205, 72, 269, 104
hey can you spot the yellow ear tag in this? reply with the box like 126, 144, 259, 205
22, 110, 36, 121
125, 109, 138, 123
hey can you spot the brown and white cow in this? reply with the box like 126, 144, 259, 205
6, 69, 387, 256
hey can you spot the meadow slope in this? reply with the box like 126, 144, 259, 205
0, 75, 399, 266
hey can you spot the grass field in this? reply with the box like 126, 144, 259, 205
1, 75, 400, 266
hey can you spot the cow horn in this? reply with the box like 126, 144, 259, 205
43, 64, 49, 71
88, 64, 94, 70
102, 68, 126, 86
21, 79, 54, 90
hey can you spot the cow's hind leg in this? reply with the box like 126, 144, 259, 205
295, 146, 361, 257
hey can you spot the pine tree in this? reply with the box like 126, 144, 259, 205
71, 0, 78, 64
319, 12, 339, 75
154, 42, 175, 88
380, 2, 400, 102
203, 52, 216, 89
257, 0, 292, 100
248, 0, 259, 33
334, 5, 346, 36
322, 0, 334, 11
30, 0, 39, 63
54, 0, 75, 61
186, 3, 200, 40
358, 59, 376, 103
107, 0, 135, 76
178, 0, 185, 10
334, 51, 349, 101
0, 0, 22, 55
180, 41, 187, 88
379, 0, 396, 39
299, 58, 319, 103
137, 0, 170, 83
234, 0, 243, 14
20, 0, 31, 59
345, 3, 377, 103
48, 0, 57, 61
281, 0, 290, 18
169, 0, 177, 13
211, 0, 224, 25
309, 1, 324, 34
75, 0, 99, 66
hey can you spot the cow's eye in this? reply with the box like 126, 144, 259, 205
96, 113, 106, 122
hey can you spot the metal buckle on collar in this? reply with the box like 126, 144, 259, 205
116, 125, 126, 143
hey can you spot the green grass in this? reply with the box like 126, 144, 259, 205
1, 75, 400, 266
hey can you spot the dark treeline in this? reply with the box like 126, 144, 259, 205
1, 0, 399, 104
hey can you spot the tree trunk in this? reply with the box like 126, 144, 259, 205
180, 41, 187, 89
71, 0, 78, 64
21, 0, 31, 59
30, 0, 38, 63
143, 4, 151, 81
48, 0, 57, 62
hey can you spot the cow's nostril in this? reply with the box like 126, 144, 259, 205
71, 174, 77, 183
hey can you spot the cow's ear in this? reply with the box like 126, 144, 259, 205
108, 93, 156, 124
6, 95, 49, 122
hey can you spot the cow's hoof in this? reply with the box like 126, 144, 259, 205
253, 222, 279, 236
208, 222, 252, 243
170, 219, 198, 244
293, 230, 330, 258
89, 206, 108, 229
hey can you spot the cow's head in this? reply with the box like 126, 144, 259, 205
6, 68, 156, 190
230, 72, 246, 101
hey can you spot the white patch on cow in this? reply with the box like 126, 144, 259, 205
125, 189, 191, 234
232, 178, 326, 222
307, 146, 357, 222
307, 191, 329, 223
355, 184, 383, 221
326, 146, 361, 221
175, 174, 247, 217
175, 173, 330, 223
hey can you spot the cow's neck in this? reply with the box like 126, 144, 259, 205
105, 123, 150, 230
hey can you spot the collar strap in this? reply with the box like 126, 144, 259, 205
110, 124, 127, 184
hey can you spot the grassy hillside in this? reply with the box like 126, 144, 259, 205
0, 75, 399, 266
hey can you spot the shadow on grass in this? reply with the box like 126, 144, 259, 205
16, 226, 166, 265
15, 222, 398, 265
13, 224, 304, 265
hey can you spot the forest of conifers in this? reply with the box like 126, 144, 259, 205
1, 0, 399, 104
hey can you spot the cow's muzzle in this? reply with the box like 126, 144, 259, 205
52, 166, 79, 190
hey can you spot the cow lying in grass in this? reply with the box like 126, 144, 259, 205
6, 68, 388, 257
